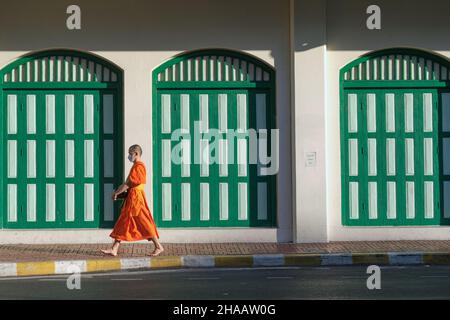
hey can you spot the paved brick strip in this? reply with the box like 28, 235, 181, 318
1, 240, 450, 262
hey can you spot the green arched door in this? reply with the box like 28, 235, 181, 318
340, 48, 450, 226
0, 50, 124, 229
152, 49, 277, 228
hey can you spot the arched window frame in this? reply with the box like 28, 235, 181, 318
0, 49, 124, 229
152, 48, 277, 228
340, 47, 450, 226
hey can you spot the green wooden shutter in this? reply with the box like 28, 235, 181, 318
0, 50, 123, 229
153, 50, 277, 228
340, 48, 450, 226
342, 89, 441, 226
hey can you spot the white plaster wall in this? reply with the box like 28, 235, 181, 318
0, 0, 293, 243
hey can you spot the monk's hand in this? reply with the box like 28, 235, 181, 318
112, 192, 117, 201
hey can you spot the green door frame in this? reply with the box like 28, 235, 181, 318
152, 49, 277, 228
0, 49, 124, 229
340, 47, 450, 226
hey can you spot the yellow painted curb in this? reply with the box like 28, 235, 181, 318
214, 255, 253, 267
352, 253, 390, 265
16, 261, 55, 276
150, 256, 182, 268
86, 259, 121, 272
423, 253, 450, 265
284, 254, 321, 266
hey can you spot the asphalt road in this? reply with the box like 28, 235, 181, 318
0, 265, 449, 299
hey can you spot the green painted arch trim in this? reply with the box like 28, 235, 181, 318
153, 48, 275, 86
340, 47, 450, 83
0, 48, 123, 85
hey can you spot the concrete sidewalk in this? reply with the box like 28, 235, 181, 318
1, 240, 450, 277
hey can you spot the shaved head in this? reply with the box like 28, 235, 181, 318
129, 144, 142, 156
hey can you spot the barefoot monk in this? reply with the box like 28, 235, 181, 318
101, 144, 164, 257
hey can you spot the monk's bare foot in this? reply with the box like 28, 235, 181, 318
149, 247, 164, 257
101, 249, 118, 256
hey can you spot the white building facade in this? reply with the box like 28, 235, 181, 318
0, 0, 450, 243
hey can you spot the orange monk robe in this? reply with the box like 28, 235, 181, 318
110, 161, 160, 241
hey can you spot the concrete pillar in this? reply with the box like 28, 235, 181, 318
291, 0, 328, 242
